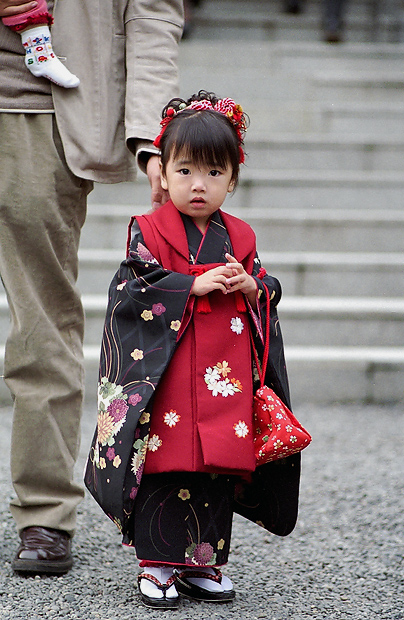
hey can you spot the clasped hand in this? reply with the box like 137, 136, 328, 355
191, 253, 257, 307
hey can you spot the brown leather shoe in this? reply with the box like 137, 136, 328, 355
12, 526, 73, 575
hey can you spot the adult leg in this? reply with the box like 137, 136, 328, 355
0, 113, 92, 570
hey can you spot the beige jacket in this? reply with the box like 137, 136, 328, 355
51, 0, 183, 183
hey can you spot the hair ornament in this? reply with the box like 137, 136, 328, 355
153, 93, 247, 163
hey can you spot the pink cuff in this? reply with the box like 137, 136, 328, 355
2, 0, 52, 30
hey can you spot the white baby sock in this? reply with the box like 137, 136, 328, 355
21, 25, 80, 88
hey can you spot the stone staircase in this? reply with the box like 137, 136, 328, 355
1, 0, 404, 405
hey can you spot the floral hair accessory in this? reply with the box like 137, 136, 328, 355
153, 96, 247, 163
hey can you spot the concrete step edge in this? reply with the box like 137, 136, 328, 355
86, 204, 404, 223
76, 249, 404, 268
244, 133, 404, 147
180, 40, 404, 59
2, 345, 403, 367
238, 169, 404, 184
2, 295, 402, 317
1, 345, 396, 365
312, 70, 404, 85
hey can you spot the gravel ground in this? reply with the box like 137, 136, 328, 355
0, 402, 403, 620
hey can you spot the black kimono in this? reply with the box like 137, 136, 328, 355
84, 201, 300, 559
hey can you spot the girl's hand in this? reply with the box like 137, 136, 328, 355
0, 0, 37, 17
191, 265, 233, 297
224, 253, 258, 308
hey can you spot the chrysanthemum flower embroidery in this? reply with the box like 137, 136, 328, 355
131, 437, 148, 474
286, 424, 293, 433
141, 310, 153, 321
170, 320, 181, 331
130, 348, 144, 361
97, 411, 115, 444
192, 542, 216, 565
217, 361, 231, 377
230, 317, 244, 335
178, 489, 190, 501
116, 280, 127, 290
234, 420, 250, 438
107, 398, 129, 423
290, 435, 298, 443
148, 434, 162, 452
152, 303, 166, 316
273, 439, 284, 450
137, 242, 158, 263
276, 412, 284, 420
164, 410, 181, 427
99, 458, 106, 469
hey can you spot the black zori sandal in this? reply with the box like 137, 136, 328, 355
174, 567, 235, 602
137, 572, 180, 609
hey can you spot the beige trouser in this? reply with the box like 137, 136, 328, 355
0, 113, 93, 536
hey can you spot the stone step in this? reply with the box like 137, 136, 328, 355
83, 202, 404, 253
312, 71, 404, 104
2, 344, 403, 406
73, 250, 404, 297
186, 0, 404, 43
117, 170, 404, 210
2, 294, 400, 349
179, 41, 404, 73
318, 102, 404, 135
244, 134, 404, 171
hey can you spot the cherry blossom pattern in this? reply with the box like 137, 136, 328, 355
230, 316, 244, 335
148, 434, 162, 452
233, 420, 250, 438
130, 348, 144, 361
164, 409, 181, 427
204, 361, 243, 398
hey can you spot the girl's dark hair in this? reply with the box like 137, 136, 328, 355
159, 90, 246, 187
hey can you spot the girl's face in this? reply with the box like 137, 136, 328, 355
160, 151, 235, 232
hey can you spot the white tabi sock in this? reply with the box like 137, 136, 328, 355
139, 567, 178, 600
21, 25, 80, 88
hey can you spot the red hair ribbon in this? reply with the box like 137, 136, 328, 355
153, 97, 247, 163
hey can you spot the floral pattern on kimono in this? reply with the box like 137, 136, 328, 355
84, 201, 301, 542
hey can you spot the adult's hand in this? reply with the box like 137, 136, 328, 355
146, 155, 169, 211
0, 0, 37, 18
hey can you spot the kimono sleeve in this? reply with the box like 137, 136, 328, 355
233, 252, 301, 537
84, 224, 195, 539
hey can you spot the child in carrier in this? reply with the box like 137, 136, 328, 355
3, 0, 79, 87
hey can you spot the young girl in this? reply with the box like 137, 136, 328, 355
2, 0, 79, 88
85, 90, 301, 609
